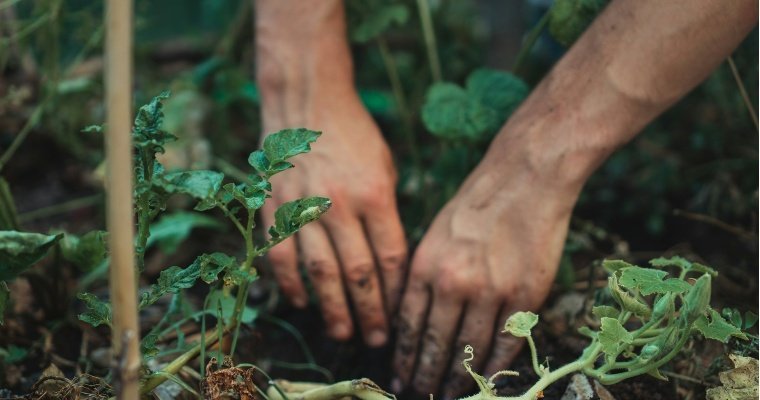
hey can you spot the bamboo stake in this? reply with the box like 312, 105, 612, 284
105, 0, 139, 398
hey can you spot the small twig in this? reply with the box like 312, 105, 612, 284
673, 209, 756, 243
17, 193, 103, 223
727, 56, 758, 130
512, 11, 550, 74
661, 370, 705, 385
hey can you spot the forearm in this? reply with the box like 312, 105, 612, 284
484, 0, 757, 194
254, 0, 356, 128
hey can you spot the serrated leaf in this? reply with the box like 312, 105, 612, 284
133, 91, 176, 152
693, 308, 748, 343
592, 305, 620, 319
158, 170, 224, 200
0, 282, 8, 325
148, 212, 222, 254
269, 197, 331, 239
619, 266, 691, 295
598, 317, 633, 356
349, 2, 409, 43
548, 0, 609, 47
502, 311, 538, 337
466, 69, 528, 120
649, 256, 692, 270
198, 252, 238, 283
0, 231, 63, 280
602, 259, 635, 274
608, 275, 651, 318
60, 231, 108, 272
261, 128, 320, 166
77, 293, 112, 328
139, 262, 201, 309
223, 183, 267, 211
421, 83, 498, 141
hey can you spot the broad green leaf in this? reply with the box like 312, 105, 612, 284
254, 129, 321, 173
133, 91, 176, 153
619, 266, 690, 295
198, 252, 238, 284
466, 69, 528, 120
592, 305, 620, 319
421, 83, 498, 141
693, 308, 747, 343
682, 274, 711, 323
502, 311, 538, 337
60, 231, 108, 272
269, 197, 332, 239
608, 275, 651, 318
148, 212, 223, 254
349, 2, 409, 43
0, 231, 63, 280
598, 317, 633, 356
223, 183, 268, 211
139, 262, 202, 309
0, 282, 8, 325
649, 256, 718, 277
77, 293, 112, 328
601, 259, 635, 274
706, 355, 759, 400
159, 170, 224, 200
206, 290, 258, 325
0, 345, 27, 364
548, 0, 609, 47
743, 311, 758, 329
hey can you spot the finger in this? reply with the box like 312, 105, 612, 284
263, 197, 307, 307
323, 214, 388, 347
297, 222, 353, 340
392, 270, 430, 392
483, 308, 526, 378
411, 293, 464, 395
441, 300, 500, 400
362, 198, 408, 314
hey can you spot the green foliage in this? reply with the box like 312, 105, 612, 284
133, 91, 176, 155
147, 212, 223, 254
0, 345, 28, 364
421, 69, 528, 142
77, 293, 112, 328
207, 290, 258, 325
548, 0, 609, 47
60, 230, 108, 272
694, 309, 748, 343
347, 0, 409, 43
198, 252, 238, 284
598, 317, 633, 357
618, 267, 691, 295
249, 128, 321, 177
269, 197, 332, 240
502, 311, 539, 338
139, 262, 202, 310
156, 170, 225, 200
0, 231, 62, 280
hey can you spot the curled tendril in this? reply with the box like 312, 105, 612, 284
462, 345, 494, 395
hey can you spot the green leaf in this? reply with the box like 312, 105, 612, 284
0, 231, 63, 280
269, 197, 331, 239
198, 253, 238, 284
141, 332, 160, 359
693, 308, 748, 343
349, 2, 409, 43
206, 290, 258, 325
133, 91, 176, 153
251, 129, 321, 176
548, 0, 609, 47
139, 262, 202, 309
77, 293, 112, 328
222, 268, 257, 286
158, 170, 224, 200
618, 266, 691, 295
743, 311, 758, 330
466, 69, 529, 120
60, 231, 108, 272
0, 345, 27, 364
598, 317, 633, 356
147, 212, 223, 254
421, 83, 498, 141
602, 259, 635, 274
502, 311, 539, 338
608, 275, 651, 318
223, 183, 268, 211
649, 256, 718, 277
682, 274, 711, 323
592, 305, 620, 319
0, 282, 8, 325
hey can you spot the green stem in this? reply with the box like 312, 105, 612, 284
512, 11, 550, 75
727, 56, 758, 130
229, 210, 256, 355
16, 193, 102, 223
526, 336, 544, 377
416, 0, 442, 82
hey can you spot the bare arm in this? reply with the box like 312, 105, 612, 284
395, 0, 758, 397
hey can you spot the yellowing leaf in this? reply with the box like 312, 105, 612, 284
706, 355, 758, 400
502, 311, 538, 337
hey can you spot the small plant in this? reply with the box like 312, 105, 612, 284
455, 257, 748, 400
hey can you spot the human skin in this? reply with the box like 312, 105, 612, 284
254, 0, 758, 398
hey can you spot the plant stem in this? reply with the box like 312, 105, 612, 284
594, 330, 690, 385
229, 210, 256, 355
512, 11, 550, 75
16, 193, 103, 223
415, 0, 442, 82
727, 56, 758, 130
526, 336, 544, 377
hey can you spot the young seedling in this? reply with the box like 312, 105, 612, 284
456, 257, 748, 400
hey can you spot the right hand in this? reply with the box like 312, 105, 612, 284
259, 89, 407, 347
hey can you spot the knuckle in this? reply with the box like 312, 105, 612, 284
378, 251, 407, 273
435, 263, 478, 297
344, 262, 375, 288
305, 259, 339, 281
357, 180, 393, 207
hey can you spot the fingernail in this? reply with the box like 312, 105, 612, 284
367, 330, 388, 347
330, 323, 351, 339
391, 378, 402, 393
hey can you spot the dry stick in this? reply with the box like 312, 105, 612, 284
673, 209, 756, 243
727, 56, 758, 131
104, 0, 139, 399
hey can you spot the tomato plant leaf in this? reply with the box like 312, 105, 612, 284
421, 83, 498, 141
694, 308, 747, 343
77, 293, 112, 328
60, 230, 108, 272
0, 231, 63, 280
198, 252, 238, 284
133, 91, 176, 153
502, 311, 539, 337
222, 183, 268, 211
548, 0, 609, 47
269, 197, 331, 240
619, 266, 691, 295
158, 170, 224, 200
139, 262, 202, 309
147, 212, 223, 255
250, 129, 321, 177
598, 317, 633, 357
